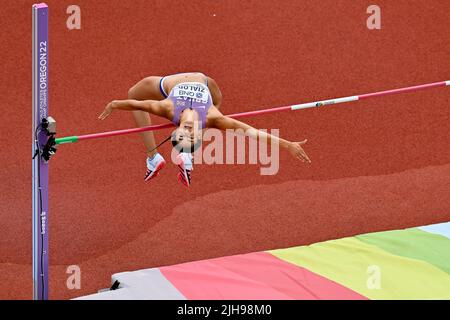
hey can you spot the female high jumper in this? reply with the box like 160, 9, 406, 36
98, 72, 311, 187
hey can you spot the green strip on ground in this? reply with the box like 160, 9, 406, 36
356, 227, 450, 275
269, 237, 450, 300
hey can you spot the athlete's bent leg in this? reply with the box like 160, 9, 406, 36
128, 76, 164, 157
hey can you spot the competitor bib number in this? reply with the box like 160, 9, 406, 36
173, 84, 209, 104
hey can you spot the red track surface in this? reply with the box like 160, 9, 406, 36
1, 1, 449, 300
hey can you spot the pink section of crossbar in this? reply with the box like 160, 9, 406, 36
227, 105, 292, 119
359, 81, 447, 100
160, 251, 367, 300
77, 122, 174, 141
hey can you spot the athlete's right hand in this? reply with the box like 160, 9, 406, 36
98, 101, 116, 120
288, 140, 311, 163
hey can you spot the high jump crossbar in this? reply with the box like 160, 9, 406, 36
55, 80, 449, 145
32, 2, 449, 301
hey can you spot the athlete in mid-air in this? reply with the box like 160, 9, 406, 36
98, 72, 311, 187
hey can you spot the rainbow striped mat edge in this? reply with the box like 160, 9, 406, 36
76, 222, 450, 300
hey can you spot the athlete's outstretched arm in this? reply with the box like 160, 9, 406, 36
213, 115, 311, 163
98, 99, 170, 120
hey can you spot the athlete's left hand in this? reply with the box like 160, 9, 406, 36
98, 101, 115, 120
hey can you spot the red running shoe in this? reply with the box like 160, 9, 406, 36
145, 153, 166, 181
176, 153, 193, 188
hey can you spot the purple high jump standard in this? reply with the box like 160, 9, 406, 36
32, 3, 49, 300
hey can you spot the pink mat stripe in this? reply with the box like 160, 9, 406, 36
159, 251, 367, 300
